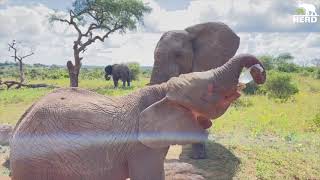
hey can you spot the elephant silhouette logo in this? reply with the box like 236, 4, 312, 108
293, 1, 319, 23
297, 2, 318, 15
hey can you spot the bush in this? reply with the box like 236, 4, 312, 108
127, 62, 140, 80
264, 72, 299, 101
259, 55, 274, 70
277, 63, 300, 73
242, 82, 260, 95
299, 71, 310, 77
314, 69, 320, 79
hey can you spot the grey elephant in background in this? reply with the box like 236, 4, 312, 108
150, 22, 240, 159
105, 64, 131, 87
10, 54, 266, 180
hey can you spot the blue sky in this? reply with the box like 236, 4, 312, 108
0, 0, 319, 66
3, 0, 73, 9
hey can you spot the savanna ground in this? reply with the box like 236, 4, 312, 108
0, 67, 319, 179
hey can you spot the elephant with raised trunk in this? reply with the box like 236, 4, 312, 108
105, 64, 131, 88
150, 22, 240, 159
10, 54, 266, 180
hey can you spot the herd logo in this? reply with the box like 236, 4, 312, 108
293, 1, 319, 23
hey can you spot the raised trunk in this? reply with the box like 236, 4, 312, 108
211, 54, 266, 87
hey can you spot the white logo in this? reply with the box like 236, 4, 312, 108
293, 1, 319, 23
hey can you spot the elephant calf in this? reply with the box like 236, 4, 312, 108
10, 54, 266, 180
105, 64, 131, 88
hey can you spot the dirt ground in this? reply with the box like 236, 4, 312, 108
0, 143, 240, 180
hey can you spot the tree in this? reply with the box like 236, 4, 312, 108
275, 52, 294, 64
259, 55, 274, 70
8, 40, 34, 84
50, 0, 151, 87
311, 58, 320, 67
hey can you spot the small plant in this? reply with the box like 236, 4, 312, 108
264, 72, 299, 101
313, 112, 320, 128
231, 98, 253, 109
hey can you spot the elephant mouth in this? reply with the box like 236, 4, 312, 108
196, 116, 213, 129
187, 107, 213, 129
173, 101, 213, 129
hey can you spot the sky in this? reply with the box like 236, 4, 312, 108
0, 0, 319, 66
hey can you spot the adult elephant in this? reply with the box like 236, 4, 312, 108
149, 22, 240, 159
10, 54, 266, 180
105, 64, 131, 87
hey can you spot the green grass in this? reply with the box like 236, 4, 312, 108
0, 74, 320, 179
0, 78, 149, 125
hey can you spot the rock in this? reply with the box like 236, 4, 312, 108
165, 161, 206, 180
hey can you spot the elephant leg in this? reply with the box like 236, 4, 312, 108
113, 79, 119, 88
128, 146, 168, 180
190, 142, 207, 159
127, 80, 130, 87
122, 80, 126, 87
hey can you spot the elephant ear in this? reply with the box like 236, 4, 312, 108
185, 22, 240, 71
138, 97, 207, 149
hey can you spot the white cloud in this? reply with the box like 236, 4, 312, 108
144, 0, 320, 32
0, 0, 7, 5
0, 0, 319, 66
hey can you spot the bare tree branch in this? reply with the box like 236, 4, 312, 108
78, 24, 123, 52
21, 52, 34, 59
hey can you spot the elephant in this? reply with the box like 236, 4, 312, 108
10, 54, 266, 180
149, 22, 240, 159
105, 64, 131, 87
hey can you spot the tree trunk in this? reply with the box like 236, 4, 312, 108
18, 60, 25, 83
67, 48, 82, 87
67, 60, 80, 87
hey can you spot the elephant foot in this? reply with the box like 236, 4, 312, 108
190, 143, 207, 159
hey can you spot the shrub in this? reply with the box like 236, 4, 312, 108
127, 62, 140, 80
242, 82, 260, 95
277, 63, 300, 73
314, 69, 320, 79
259, 55, 274, 70
264, 72, 299, 100
299, 70, 310, 77
303, 66, 316, 73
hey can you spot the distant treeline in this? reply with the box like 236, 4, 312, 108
0, 62, 153, 80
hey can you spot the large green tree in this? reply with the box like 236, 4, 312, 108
51, 0, 151, 87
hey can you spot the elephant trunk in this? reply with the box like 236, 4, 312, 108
211, 54, 266, 88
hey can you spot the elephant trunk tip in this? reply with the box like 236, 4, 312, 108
234, 54, 267, 85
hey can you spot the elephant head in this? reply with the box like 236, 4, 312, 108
139, 54, 266, 148
105, 65, 112, 80
150, 22, 240, 85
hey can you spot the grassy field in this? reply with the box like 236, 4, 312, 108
0, 74, 319, 179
